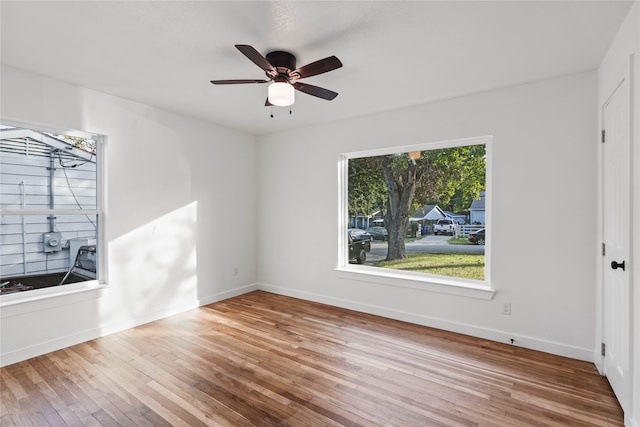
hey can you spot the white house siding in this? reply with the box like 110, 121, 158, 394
0, 139, 97, 278
469, 210, 485, 224
469, 191, 486, 224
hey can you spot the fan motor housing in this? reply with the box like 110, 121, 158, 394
266, 51, 296, 72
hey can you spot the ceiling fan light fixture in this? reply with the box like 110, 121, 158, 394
211, 45, 342, 107
268, 82, 295, 106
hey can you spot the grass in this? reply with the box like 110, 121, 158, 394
376, 253, 485, 280
448, 237, 473, 245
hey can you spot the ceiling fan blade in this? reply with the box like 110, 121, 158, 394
293, 82, 338, 100
235, 44, 276, 73
210, 79, 269, 85
294, 56, 342, 79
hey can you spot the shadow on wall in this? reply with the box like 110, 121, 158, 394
103, 201, 198, 328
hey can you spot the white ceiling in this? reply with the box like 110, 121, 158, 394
0, 1, 633, 136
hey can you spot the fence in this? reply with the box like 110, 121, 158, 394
455, 224, 485, 238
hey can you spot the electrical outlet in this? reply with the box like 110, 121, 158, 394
234, 267, 238, 276
501, 302, 512, 315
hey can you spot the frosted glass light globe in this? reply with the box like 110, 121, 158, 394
268, 82, 295, 106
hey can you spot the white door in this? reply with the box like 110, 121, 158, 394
602, 71, 631, 411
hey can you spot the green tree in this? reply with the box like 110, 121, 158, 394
348, 157, 387, 221
415, 144, 486, 212
378, 152, 432, 260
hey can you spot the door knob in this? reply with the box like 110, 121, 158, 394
611, 260, 626, 271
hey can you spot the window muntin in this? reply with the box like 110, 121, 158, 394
341, 136, 490, 287
0, 124, 103, 295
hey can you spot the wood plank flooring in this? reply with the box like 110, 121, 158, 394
1, 291, 623, 426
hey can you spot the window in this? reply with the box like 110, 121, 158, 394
339, 136, 492, 295
0, 123, 104, 296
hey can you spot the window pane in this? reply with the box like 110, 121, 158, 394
0, 126, 97, 211
347, 143, 487, 282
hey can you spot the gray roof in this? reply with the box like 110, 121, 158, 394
469, 193, 486, 211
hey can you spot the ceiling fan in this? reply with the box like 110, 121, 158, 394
210, 44, 343, 107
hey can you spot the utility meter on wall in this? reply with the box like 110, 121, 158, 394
43, 232, 62, 253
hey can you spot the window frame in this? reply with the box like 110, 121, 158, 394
337, 135, 494, 300
0, 120, 107, 305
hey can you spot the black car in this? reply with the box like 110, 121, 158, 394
348, 228, 373, 242
469, 229, 486, 245
366, 226, 388, 241
348, 234, 371, 264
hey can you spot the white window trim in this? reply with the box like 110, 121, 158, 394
0, 120, 108, 307
0, 280, 104, 314
336, 135, 494, 300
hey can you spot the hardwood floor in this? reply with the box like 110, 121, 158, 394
1, 291, 623, 426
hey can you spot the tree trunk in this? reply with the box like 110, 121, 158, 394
385, 212, 410, 260
381, 158, 419, 261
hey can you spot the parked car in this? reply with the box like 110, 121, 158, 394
469, 229, 486, 245
348, 228, 373, 242
348, 234, 371, 264
366, 226, 388, 241
433, 219, 457, 235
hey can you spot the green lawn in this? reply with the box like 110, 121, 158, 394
448, 237, 472, 245
376, 253, 484, 280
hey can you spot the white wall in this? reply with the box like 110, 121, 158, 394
598, 2, 640, 426
0, 65, 259, 366
258, 71, 599, 361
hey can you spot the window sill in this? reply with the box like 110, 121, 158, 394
336, 265, 495, 300
0, 281, 107, 316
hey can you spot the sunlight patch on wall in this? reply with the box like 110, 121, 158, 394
104, 201, 199, 324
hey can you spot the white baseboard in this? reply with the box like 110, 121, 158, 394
98, 283, 258, 337
257, 283, 595, 362
0, 283, 259, 367
0, 326, 104, 368
198, 283, 259, 307
2, 282, 595, 366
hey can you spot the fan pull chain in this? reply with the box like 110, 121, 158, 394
269, 106, 293, 118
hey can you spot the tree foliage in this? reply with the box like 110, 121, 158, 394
348, 144, 486, 261
50, 133, 97, 154
415, 144, 486, 211
348, 157, 387, 218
